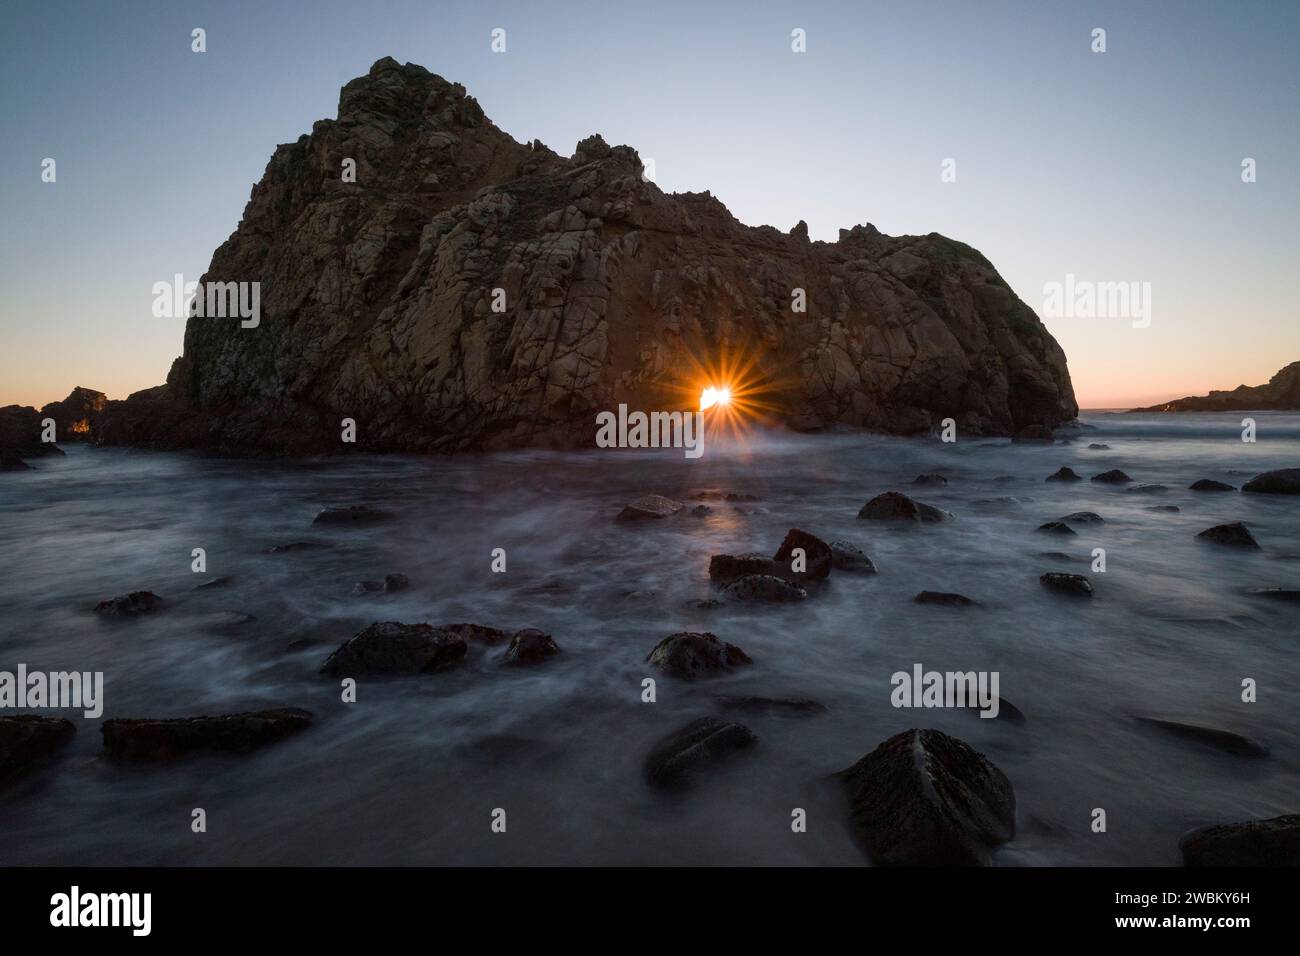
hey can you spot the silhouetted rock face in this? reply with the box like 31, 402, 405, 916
1131, 361, 1300, 412
41, 387, 107, 442
94, 57, 1076, 454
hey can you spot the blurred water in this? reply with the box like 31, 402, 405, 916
0, 411, 1297, 865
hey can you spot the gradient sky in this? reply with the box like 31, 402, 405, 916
2, 0, 1296, 409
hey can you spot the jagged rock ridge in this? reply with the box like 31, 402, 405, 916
1129, 361, 1300, 413
93, 57, 1076, 452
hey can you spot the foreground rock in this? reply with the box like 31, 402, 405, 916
829, 540, 877, 573
440, 623, 512, 644
643, 716, 756, 788
1062, 511, 1103, 524
102, 708, 314, 761
1180, 814, 1300, 866
1242, 468, 1300, 495
93, 591, 163, 616
0, 404, 65, 470
616, 494, 683, 521
1189, 479, 1235, 492
645, 632, 751, 679
837, 728, 1015, 865
915, 590, 978, 607
0, 716, 76, 787
1040, 572, 1094, 597
89, 58, 1076, 455
772, 528, 833, 580
320, 622, 466, 675
1135, 716, 1267, 757
313, 505, 396, 525
1045, 467, 1082, 482
721, 574, 808, 602
503, 628, 560, 664
857, 491, 950, 522
1196, 522, 1260, 549
1037, 521, 1075, 535
709, 552, 783, 582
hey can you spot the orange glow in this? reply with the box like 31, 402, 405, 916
672, 340, 798, 449
699, 386, 732, 410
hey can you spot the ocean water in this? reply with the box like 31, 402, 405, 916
1, 411, 1297, 866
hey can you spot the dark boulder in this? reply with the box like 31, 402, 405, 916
312, 504, 396, 525
689, 504, 712, 517
1181, 814, 1300, 866
1091, 469, 1133, 483
1126, 483, 1168, 494
1246, 587, 1300, 603
857, 491, 950, 522
912, 473, 948, 486
721, 574, 808, 602
1045, 467, 1082, 482
914, 590, 979, 607
1087, 443, 1111, 450
645, 632, 752, 679
93, 591, 163, 616
352, 572, 410, 595
708, 552, 783, 582
1189, 479, 1235, 492
1062, 511, 1103, 524
1242, 468, 1300, 495
503, 628, 560, 665
440, 623, 512, 644
0, 715, 76, 787
1040, 572, 1094, 596
320, 622, 466, 675
1147, 505, 1180, 513
102, 708, 314, 761
837, 728, 1015, 865
616, 494, 683, 521
1196, 522, 1260, 549
772, 528, 833, 580
829, 540, 877, 573
643, 716, 757, 788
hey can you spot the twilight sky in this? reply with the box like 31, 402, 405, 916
1, 0, 1296, 409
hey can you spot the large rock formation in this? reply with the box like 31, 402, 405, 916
89, 57, 1075, 453
1130, 361, 1300, 413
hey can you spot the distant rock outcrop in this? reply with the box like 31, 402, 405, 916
1130, 361, 1300, 412
75, 57, 1073, 454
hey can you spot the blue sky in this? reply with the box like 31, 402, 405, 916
1, 0, 1296, 407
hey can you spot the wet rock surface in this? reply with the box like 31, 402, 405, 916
772, 528, 833, 580
645, 632, 752, 679
914, 590, 979, 607
643, 716, 756, 788
857, 491, 949, 522
1189, 478, 1235, 492
1045, 467, 1082, 482
616, 494, 683, 521
1242, 468, 1300, 494
93, 591, 163, 616
503, 628, 560, 664
313, 505, 396, 525
0, 716, 76, 787
1197, 522, 1260, 549
721, 574, 808, 602
1180, 814, 1300, 866
101, 708, 314, 761
828, 540, 877, 573
1040, 572, 1094, 596
320, 622, 467, 675
1091, 469, 1133, 484
1135, 716, 1267, 757
838, 728, 1015, 865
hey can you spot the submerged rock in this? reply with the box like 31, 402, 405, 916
194, 576, 234, 590
1045, 467, 1082, 482
1091, 469, 1133, 484
689, 504, 712, 517
352, 572, 410, 595
1062, 511, 1103, 524
1189, 479, 1235, 492
616, 494, 683, 521
264, 541, 331, 553
857, 491, 950, 522
93, 591, 163, 616
503, 628, 560, 665
1135, 716, 1267, 757
837, 728, 1015, 866
643, 716, 756, 788
1087, 443, 1111, 450
721, 574, 808, 602
708, 552, 782, 582
1242, 468, 1300, 495
1196, 522, 1260, 549
1246, 587, 1300, 603
1040, 572, 1094, 596
1126, 483, 1168, 494
714, 695, 826, 716
1147, 505, 1181, 513
1037, 521, 1076, 535
101, 708, 314, 761
320, 622, 466, 675
828, 540, 877, 573
912, 473, 948, 486
645, 632, 752, 679
0, 716, 76, 787
960, 696, 1027, 724
914, 590, 979, 607
1181, 814, 1300, 866
313, 504, 396, 525
772, 528, 833, 580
